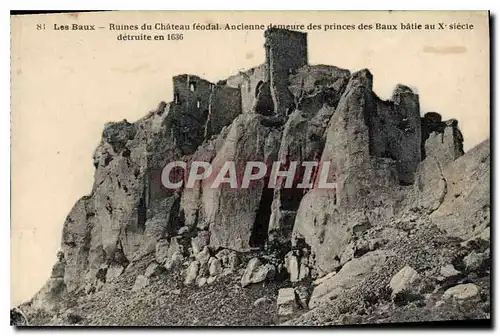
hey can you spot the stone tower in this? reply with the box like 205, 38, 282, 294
264, 28, 308, 117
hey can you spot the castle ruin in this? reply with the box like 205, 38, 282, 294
40, 28, 468, 301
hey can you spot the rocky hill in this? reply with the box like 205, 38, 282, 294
12, 28, 490, 327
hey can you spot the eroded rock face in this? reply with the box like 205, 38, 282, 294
204, 114, 281, 251
293, 70, 404, 276
33, 29, 489, 321
428, 139, 490, 240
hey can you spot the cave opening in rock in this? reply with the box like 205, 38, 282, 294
249, 180, 273, 248
280, 187, 304, 211
166, 196, 184, 236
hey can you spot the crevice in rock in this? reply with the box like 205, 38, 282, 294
363, 92, 378, 157
103, 155, 113, 167
96, 267, 107, 283
166, 195, 184, 237
428, 155, 448, 215
249, 179, 273, 248
113, 238, 130, 268
137, 195, 147, 232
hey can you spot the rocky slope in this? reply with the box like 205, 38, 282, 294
12, 29, 490, 327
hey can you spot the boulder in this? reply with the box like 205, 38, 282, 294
439, 264, 460, 279
209, 257, 223, 276
277, 288, 299, 316
196, 246, 211, 266
254, 296, 273, 308
464, 250, 489, 273
215, 249, 234, 267
214, 249, 240, 272
184, 261, 200, 286
284, 252, 300, 282
166, 237, 184, 262
132, 275, 149, 292
389, 266, 420, 297
309, 250, 390, 308
164, 251, 184, 271
196, 277, 207, 287
106, 264, 125, 283
299, 263, 310, 281
191, 231, 210, 255
241, 258, 276, 287
227, 251, 240, 270
442, 284, 480, 301
155, 239, 170, 264
177, 226, 190, 236
144, 262, 164, 278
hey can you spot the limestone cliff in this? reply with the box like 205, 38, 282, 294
19, 28, 489, 326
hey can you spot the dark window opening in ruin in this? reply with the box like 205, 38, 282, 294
174, 92, 180, 105
137, 196, 147, 232
189, 81, 197, 92
249, 181, 273, 248
196, 99, 201, 109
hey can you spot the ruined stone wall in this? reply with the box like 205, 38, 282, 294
170, 75, 213, 154
265, 28, 308, 116
369, 85, 422, 185
226, 64, 267, 114
205, 84, 242, 138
